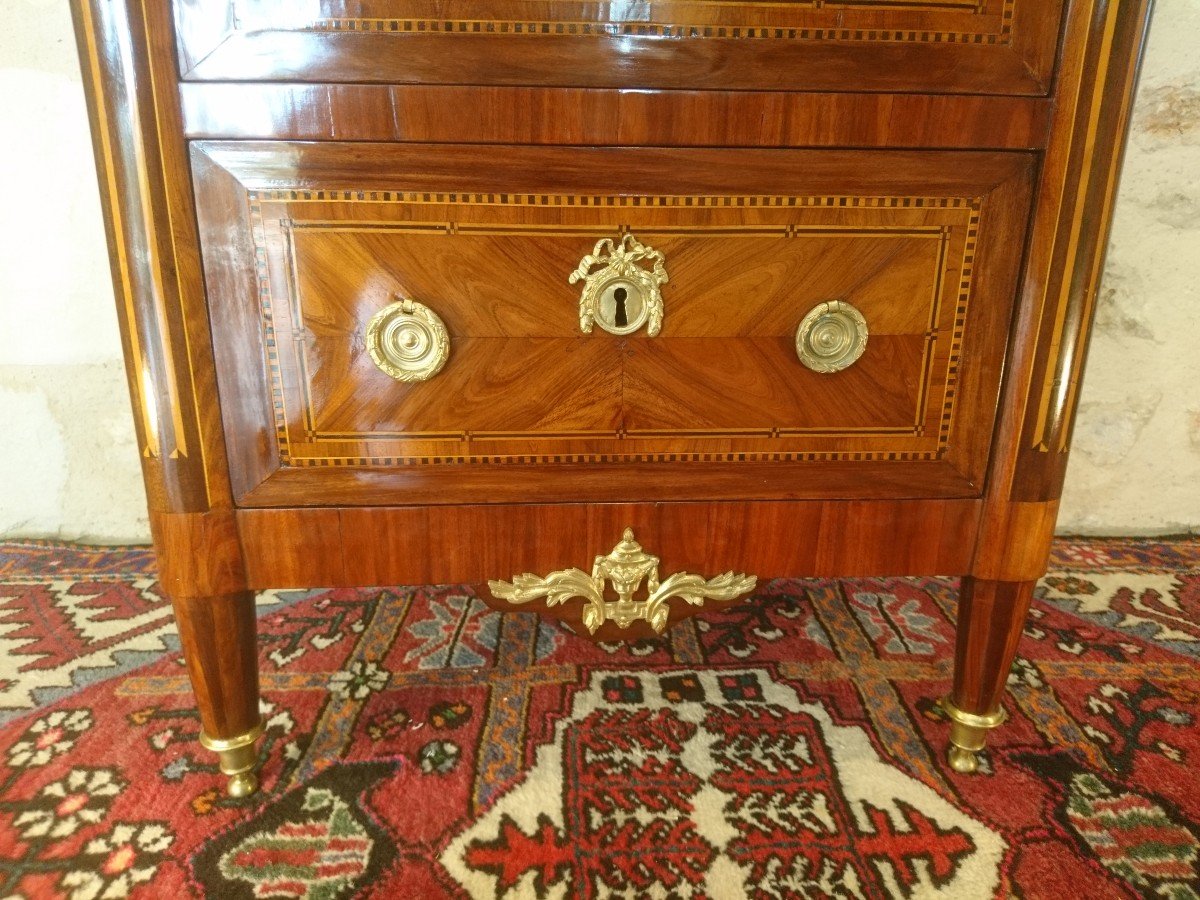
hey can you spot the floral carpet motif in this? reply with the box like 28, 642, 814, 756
0, 538, 1196, 898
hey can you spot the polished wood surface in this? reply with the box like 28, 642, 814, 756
73, 0, 1154, 782
969, 0, 1154, 599
193, 142, 1032, 504
180, 86, 1052, 150
950, 579, 1035, 716
237, 499, 983, 589
70, 0, 231, 514
1008, 0, 1156, 502
237, 461, 980, 507
189, 147, 278, 502
149, 510, 247, 598
972, 501, 1060, 583
172, 591, 261, 739
194, 142, 1032, 194
172, 0, 1064, 95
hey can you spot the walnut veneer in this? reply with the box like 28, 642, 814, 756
74, 0, 1153, 792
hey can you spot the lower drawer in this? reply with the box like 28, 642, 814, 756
192, 143, 1034, 505
238, 499, 982, 585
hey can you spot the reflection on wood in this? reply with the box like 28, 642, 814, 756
76, 0, 1152, 790
185, 149, 1032, 496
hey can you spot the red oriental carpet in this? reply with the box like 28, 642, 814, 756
0, 538, 1198, 898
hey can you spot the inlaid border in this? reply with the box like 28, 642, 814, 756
248, 191, 981, 468
305, 0, 1016, 44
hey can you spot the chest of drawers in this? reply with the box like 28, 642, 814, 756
74, 0, 1152, 796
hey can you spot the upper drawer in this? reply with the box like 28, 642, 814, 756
192, 143, 1033, 507
174, 0, 1064, 95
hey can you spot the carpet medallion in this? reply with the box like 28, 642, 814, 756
0, 539, 1197, 898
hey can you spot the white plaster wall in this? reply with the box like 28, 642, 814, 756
0, 1, 1196, 542
0, 0, 148, 542
1056, 0, 1200, 534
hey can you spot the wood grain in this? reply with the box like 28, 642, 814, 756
193, 142, 1033, 504
179, 85, 1053, 150
1009, 0, 1156, 500
190, 148, 280, 502
70, 0, 235, 515
193, 142, 1032, 196
972, 501, 1060, 582
172, 591, 261, 739
968, 0, 1155, 590
236, 460, 980, 507
74, 0, 1153, 765
950, 578, 1036, 715
149, 510, 247, 598
237, 500, 983, 589
173, 0, 1064, 95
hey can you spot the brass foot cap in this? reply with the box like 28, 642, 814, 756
200, 720, 265, 798
947, 745, 980, 774
940, 696, 1007, 732
227, 770, 259, 798
940, 696, 1006, 775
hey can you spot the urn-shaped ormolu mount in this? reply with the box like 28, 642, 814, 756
488, 528, 757, 635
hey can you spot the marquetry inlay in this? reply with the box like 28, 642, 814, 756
246, 191, 982, 468
305, 0, 1018, 44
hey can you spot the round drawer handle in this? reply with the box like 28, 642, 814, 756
366, 298, 450, 382
795, 300, 869, 373
570, 234, 669, 337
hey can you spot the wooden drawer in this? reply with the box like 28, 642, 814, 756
174, 0, 1064, 95
193, 143, 1033, 506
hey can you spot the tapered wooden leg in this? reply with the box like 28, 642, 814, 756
171, 591, 262, 797
944, 577, 1034, 773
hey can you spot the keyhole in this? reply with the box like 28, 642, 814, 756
613, 287, 628, 328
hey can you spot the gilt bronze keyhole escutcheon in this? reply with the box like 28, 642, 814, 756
594, 279, 647, 334
571, 234, 668, 336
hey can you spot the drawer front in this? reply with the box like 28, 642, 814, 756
175, 0, 1063, 95
193, 144, 1033, 506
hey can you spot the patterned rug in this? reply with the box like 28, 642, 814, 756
0, 538, 1198, 899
